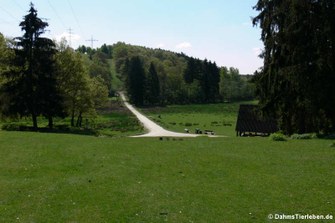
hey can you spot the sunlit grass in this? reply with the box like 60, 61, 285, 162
0, 132, 334, 222
142, 101, 256, 136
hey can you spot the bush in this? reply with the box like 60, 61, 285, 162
55, 124, 70, 131
1, 124, 31, 131
291, 133, 313, 140
1, 123, 21, 131
270, 133, 287, 141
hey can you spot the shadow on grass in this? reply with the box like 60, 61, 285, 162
1, 123, 99, 136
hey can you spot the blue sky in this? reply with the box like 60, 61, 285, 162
0, 0, 263, 74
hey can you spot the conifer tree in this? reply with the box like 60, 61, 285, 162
145, 62, 160, 105
253, 0, 335, 134
126, 56, 145, 106
1, 3, 64, 129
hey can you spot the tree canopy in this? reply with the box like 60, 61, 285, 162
0, 4, 63, 129
125, 56, 146, 106
110, 42, 251, 105
0, 5, 109, 130
253, 0, 335, 134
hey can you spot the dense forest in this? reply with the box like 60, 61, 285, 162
0, 4, 254, 129
79, 42, 255, 106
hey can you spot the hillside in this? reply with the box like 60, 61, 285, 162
79, 42, 255, 105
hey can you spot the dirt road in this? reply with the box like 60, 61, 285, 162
119, 92, 199, 137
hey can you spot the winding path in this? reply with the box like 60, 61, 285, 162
119, 92, 199, 137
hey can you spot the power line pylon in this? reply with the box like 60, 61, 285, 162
86, 35, 98, 48
67, 27, 74, 47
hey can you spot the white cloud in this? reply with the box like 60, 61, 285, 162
156, 43, 165, 48
175, 42, 192, 49
55, 32, 81, 43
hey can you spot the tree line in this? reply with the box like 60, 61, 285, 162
0, 4, 109, 130
111, 42, 255, 106
253, 0, 335, 134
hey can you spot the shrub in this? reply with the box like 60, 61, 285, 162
1, 124, 31, 131
270, 133, 287, 141
1, 123, 21, 131
291, 133, 312, 140
55, 124, 70, 131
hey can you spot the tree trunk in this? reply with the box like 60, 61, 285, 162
71, 100, 76, 127
71, 110, 75, 127
32, 113, 38, 131
76, 112, 82, 127
48, 116, 53, 129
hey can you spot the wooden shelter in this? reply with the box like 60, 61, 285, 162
235, 104, 278, 136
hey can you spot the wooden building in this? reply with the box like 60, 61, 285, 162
235, 104, 278, 136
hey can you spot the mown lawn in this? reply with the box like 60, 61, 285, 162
0, 131, 334, 222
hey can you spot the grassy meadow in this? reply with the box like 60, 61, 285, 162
0, 101, 334, 222
0, 98, 144, 138
142, 101, 255, 137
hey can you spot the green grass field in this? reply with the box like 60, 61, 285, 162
141, 102, 255, 137
0, 131, 334, 222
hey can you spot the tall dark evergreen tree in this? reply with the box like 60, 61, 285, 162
126, 56, 146, 106
253, 0, 335, 134
36, 40, 64, 129
201, 60, 220, 102
0, 3, 64, 129
184, 57, 204, 84
184, 57, 197, 84
183, 57, 220, 103
145, 62, 160, 105
201, 59, 211, 102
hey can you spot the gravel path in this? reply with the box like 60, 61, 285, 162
119, 92, 199, 137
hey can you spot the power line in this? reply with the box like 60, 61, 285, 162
86, 36, 98, 48
0, 5, 20, 23
12, 0, 25, 12
67, 0, 85, 38
0, 16, 11, 24
47, 0, 67, 29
